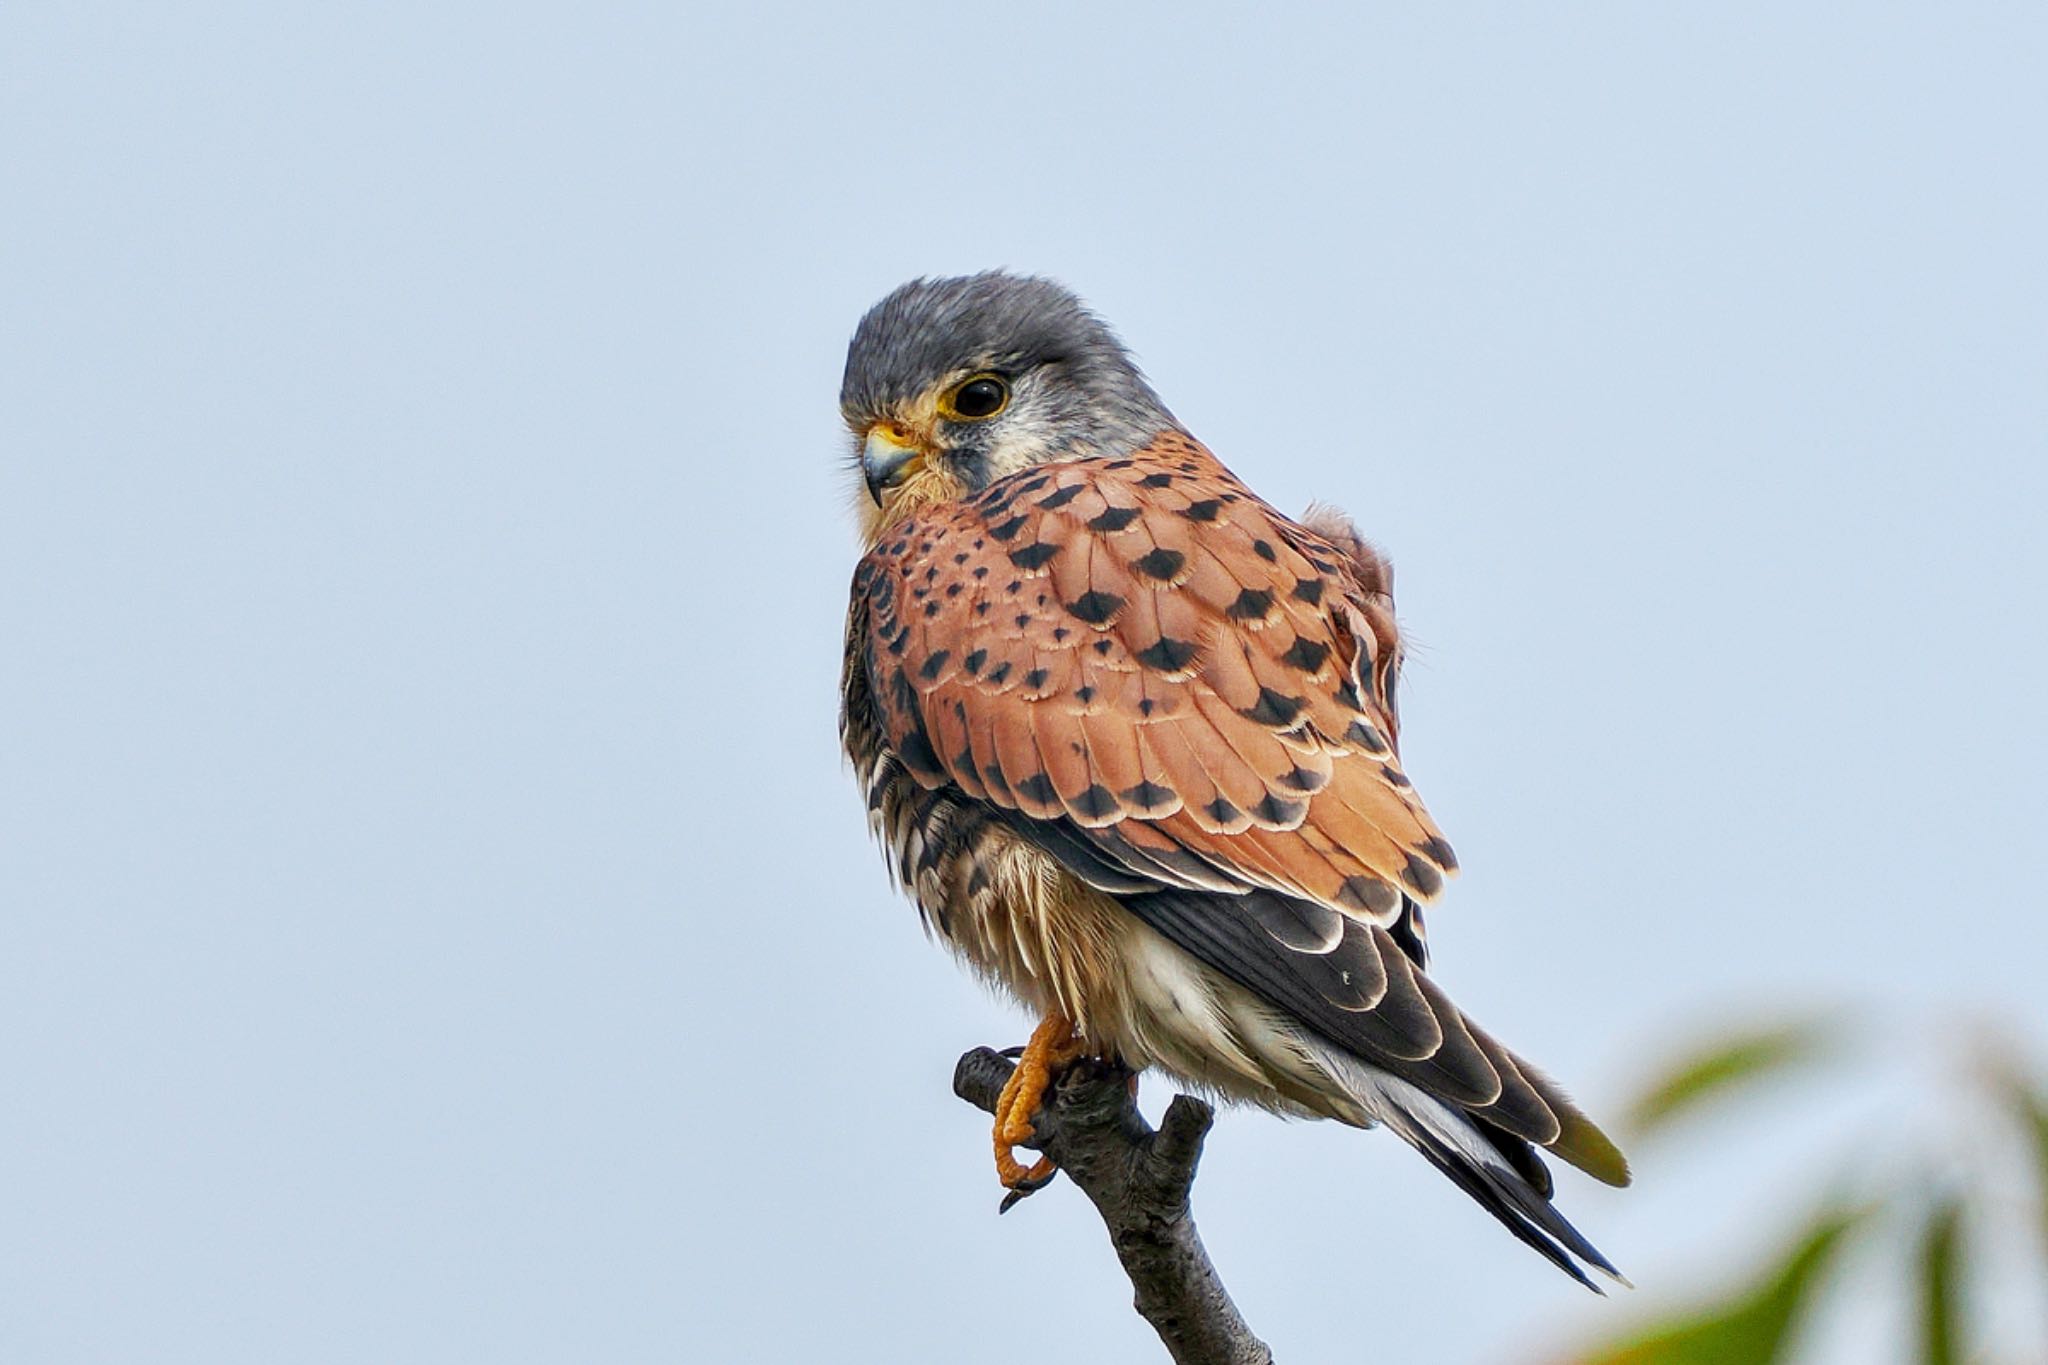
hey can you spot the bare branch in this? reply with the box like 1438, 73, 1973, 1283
953, 1047, 1275, 1365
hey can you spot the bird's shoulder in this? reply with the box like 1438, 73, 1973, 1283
852, 432, 1391, 672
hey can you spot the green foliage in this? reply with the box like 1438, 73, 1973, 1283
1559, 1027, 2048, 1365
1622, 1018, 1843, 1143
1916, 1195, 1963, 1365
1998, 1064, 2048, 1254
1573, 1206, 1866, 1365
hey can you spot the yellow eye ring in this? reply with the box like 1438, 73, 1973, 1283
938, 373, 1010, 422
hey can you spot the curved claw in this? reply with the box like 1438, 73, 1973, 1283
998, 1168, 1057, 1214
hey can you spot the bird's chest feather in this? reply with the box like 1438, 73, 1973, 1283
841, 639, 1128, 1034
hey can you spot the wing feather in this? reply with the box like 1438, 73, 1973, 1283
860, 436, 1452, 912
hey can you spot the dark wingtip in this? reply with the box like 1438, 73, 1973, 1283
1396, 1106, 1625, 1291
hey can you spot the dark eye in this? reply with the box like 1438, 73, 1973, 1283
945, 375, 1009, 420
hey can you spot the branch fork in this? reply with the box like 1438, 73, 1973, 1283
952, 1047, 1274, 1365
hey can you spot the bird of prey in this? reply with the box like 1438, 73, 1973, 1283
838, 272, 1629, 1287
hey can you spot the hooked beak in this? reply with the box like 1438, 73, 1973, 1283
862, 423, 927, 506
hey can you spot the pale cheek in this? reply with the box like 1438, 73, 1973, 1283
977, 416, 1075, 481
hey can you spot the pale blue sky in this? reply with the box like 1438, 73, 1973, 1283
4, 5, 2044, 1363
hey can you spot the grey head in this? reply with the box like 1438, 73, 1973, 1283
840, 272, 1178, 506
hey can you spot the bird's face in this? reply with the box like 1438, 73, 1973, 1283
850, 365, 1038, 517
840, 273, 1175, 541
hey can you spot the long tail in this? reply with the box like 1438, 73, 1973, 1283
1312, 1043, 1628, 1291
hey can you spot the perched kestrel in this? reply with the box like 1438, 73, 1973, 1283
838, 273, 1629, 1286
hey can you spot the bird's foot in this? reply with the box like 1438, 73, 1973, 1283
992, 1012, 1084, 1207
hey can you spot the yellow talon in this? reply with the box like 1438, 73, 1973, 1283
992, 1013, 1085, 1191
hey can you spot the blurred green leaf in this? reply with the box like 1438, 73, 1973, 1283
1916, 1195, 1963, 1365
1624, 1019, 1844, 1142
1998, 1063, 2048, 1252
1571, 1204, 1867, 1365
